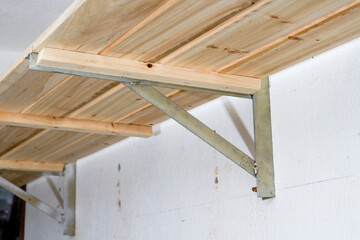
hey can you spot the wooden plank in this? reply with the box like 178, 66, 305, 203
21, 75, 74, 113
166, 0, 354, 71
217, 0, 360, 73
32, 0, 165, 54
0, 126, 42, 156
3, 131, 88, 162
47, 134, 125, 163
0, 111, 152, 137
37, 134, 92, 162
34, 47, 261, 94
0, 61, 68, 113
72, 86, 175, 122
224, 2, 360, 77
104, 0, 255, 61
159, 0, 271, 64
100, 0, 181, 55
67, 84, 125, 118
0, 160, 64, 173
0, 130, 49, 159
23, 75, 117, 117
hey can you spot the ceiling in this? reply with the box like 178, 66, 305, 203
0, 0, 74, 52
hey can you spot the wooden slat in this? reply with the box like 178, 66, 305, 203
100, 0, 181, 55
0, 61, 68, 113
159, 0, 271, 64
0, 126, 42, 156
217, 0, 360, 73
34, 47, 261, 94
104, 0, 255, 61
21, 75, 74, 113
223, 2, 360, 77
0, 111, 152, 137
72, 86, 176, 122
23, 75, 117, 117
166, 0, 354, 71
0, 160, 64, 173
47, 134, 126, 163
119, 90, 217, 126
31, 0, 165, 54
2, 131, 87, 162
37, 134, 92, 162
0, 130, 49, 159
67, 84, 125, 118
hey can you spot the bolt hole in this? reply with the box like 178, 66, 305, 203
147, 63, 153, 68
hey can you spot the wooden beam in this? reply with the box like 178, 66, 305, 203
0, 111, 152, 137
33, 47, 261, 94
0, 160, 64, 173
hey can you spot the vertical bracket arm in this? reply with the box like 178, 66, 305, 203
63, 162, 76, 236
253, 77, 275, 198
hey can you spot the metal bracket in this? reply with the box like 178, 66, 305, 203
28, 53, 275, 198
0, 162, 77, 235
123, 78, 275, 198
123, 82, 256, 176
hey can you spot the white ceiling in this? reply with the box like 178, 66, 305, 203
0, 0, 74, 52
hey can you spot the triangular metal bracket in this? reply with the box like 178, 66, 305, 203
0, 162, 76, 235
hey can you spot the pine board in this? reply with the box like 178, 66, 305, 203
0, 0, 359, 185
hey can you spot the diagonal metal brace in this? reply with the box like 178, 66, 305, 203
123, 82, 256, 176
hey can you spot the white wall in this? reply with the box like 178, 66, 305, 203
0, 50, 20, 73
25, 37, 360, 240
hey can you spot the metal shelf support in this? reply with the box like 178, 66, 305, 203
28, 52, 275, 198
0, 162, 77, 235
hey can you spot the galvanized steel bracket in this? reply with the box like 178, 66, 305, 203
0, 162, 77, 235
123, 78, 275, 199
253, 77, 275, 199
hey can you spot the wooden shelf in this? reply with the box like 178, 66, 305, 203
0, 0, 359, 186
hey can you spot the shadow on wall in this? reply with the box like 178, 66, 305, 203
223, 100, 255, 158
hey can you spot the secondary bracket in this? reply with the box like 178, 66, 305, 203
0, 162, 76, 235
